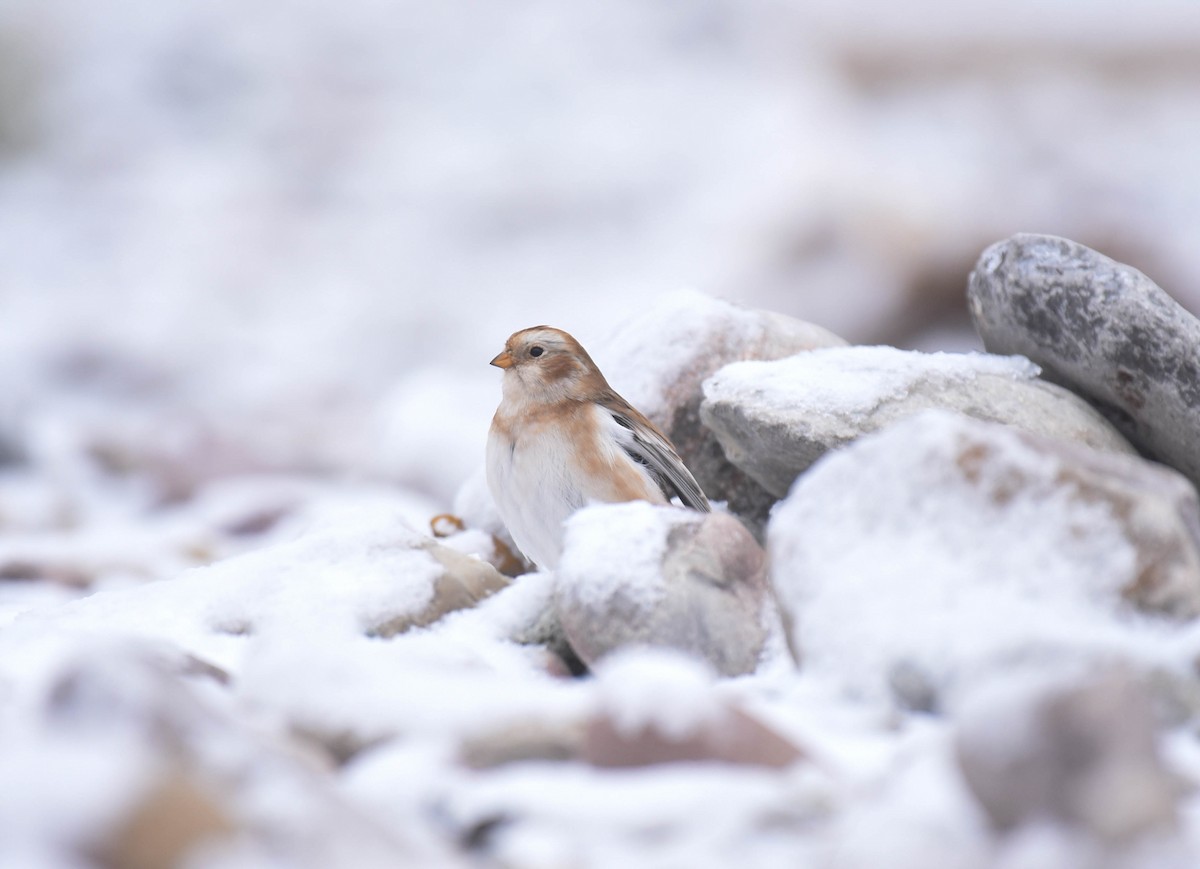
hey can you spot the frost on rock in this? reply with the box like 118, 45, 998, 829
557, 501, 771, 677
955, 666, 1178, 843
702, 345, 1135, 498
768, 410, 1200, 710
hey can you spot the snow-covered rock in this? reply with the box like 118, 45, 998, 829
582, 649, 804, 768
459, 649, 805, 770
458, 291, 848, 545
0, 645, 458, 869
970, 234, 1200, 492
702, 345, 1136, 498
600, 290, 847, 532
556, 502, 771, 677
955, 667, 1178, 843
768, 410, 1200, 708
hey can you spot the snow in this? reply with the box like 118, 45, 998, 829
768, 410, 1170, 707
593, 648, 725, 741
596, 290, 789, 421
558, 501, 692, 611
704, 346, 1040, 417
3, 0, 1200, 865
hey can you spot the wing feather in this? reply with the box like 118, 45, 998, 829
599, 394, 711, 512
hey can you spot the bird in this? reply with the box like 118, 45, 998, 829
487, 326, 711, 570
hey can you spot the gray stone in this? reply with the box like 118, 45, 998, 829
968, 233, 1200, 491
600, 291, 847, 535
702, 345, 1136, 498
556, 502, 771, 677
956, 668, 1178, 842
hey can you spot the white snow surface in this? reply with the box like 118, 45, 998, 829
3, 1, 1200, 866
594, 647, 725, 741
704, 346, 1041, 417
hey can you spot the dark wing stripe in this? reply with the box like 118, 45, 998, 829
610, 410, 711, 512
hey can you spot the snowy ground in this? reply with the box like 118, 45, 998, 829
2, 2, 1200, 867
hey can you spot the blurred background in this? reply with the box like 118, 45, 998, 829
1, 0, 1199, 508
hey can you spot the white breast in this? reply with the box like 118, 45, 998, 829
486, 404, 662, 570
487, 419, 586, 570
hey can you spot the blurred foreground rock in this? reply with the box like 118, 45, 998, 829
956, 668, 1178, 842
769, 411, 1200, 708
26, 647, 454, 868
556, 503, 770, 677
583, 650, 803, 768
460, 650, 804, 770
702, 345, 1135, 499
96, 771, 235, 869
969, 233, 1200, 491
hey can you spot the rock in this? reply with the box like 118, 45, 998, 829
584, 703, 802, 769
968, 233, 1200, 491
701, 345, 1136, 499
582, 649, 804, 769
371, 537, 510, 636
456, 649, 806, 771
556, 502, 771, 677
955, 667, 1178, 842
600, 290, 848, 534
94, 770, 236, 869
37, 646, 453, 867
459, 719, 587, 769
430, 511, 529, 578
768, 410, 1200, 708
184, 511, 511, 641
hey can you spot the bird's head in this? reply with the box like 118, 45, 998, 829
491, 326, 606, 404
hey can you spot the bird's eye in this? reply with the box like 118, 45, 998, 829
529, 346, 544, 358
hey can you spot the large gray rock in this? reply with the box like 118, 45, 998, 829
956, 668, 1178, 842
768, 411, 1200, 709
556, 502, 771, 677
702, 345, 1135, 498
600, 290, 848, 534
968, 233, 1200, 490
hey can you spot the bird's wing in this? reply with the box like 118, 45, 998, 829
598, 393, 711, 512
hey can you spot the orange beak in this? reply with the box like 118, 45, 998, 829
490, 349, 515, 369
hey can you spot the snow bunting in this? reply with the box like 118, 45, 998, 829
487, 326, 710, 569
